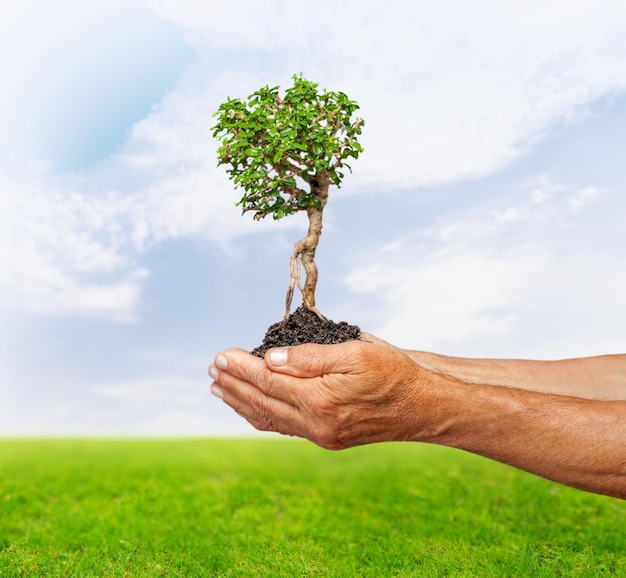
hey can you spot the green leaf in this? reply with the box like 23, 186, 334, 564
213, 73, 365, 220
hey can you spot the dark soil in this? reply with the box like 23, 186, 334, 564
251, 306, 361, 358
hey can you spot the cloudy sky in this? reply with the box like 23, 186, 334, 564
2, 0, 626, 436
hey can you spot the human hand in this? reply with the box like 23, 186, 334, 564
208, 339, 435, 449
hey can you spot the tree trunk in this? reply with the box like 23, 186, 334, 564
284, 173, 330, 320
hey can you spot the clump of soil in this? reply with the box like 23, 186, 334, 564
251, 306, 361, 358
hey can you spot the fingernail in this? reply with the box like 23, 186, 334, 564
211, 384, 224, 400
215, 354, 228, 370
268, 348, 288, 366
208, 365, 219, 381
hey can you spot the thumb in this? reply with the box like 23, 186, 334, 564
264, 340, 363, 377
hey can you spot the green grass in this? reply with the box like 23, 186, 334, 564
0, 439, 624, 577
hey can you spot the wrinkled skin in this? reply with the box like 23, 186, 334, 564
209, 337, 626, 499
209, 339, 438, 449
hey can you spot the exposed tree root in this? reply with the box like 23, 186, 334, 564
283, 240, 327, 325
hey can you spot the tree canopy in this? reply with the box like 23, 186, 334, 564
212, 74, 364, 221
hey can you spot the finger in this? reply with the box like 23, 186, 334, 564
215, 367, 302, 431
213, 349, 307, 413
210, 356, 270, 415
216, 348, 310, 405
264, 340, 369, 377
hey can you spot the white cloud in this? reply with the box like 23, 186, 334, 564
90, 377, 251, 435
30, 376, 253, 436
3, 0, 626, 322
0, 181, 148, 320
92, 376, 204, 405
567, 186, 603, 212
150, 0, 626, 189
0, 70, 294, 320
344, 176, 626, 358
2, 0, 626, 438
348, 246, 545, 347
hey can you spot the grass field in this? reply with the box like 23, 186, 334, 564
0, 439, 624, 577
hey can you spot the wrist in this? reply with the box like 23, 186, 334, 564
400, 363, 466, 444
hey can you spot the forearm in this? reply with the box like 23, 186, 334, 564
405, 350, 626, 400
417, 374, 626, 499
210, 341, 626, 498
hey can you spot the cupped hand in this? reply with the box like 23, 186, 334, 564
208, 339, 432, 449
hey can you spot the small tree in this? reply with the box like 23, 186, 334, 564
212, 74, 364, 320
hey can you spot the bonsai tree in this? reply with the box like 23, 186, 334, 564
212, 74, 364, 321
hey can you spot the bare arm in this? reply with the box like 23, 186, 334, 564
209, 340, 626, 499
425, 371, 626, 498
405, 350, 626, 400
361, 333, 626, 400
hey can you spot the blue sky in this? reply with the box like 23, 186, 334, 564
2, 0, 626, 436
